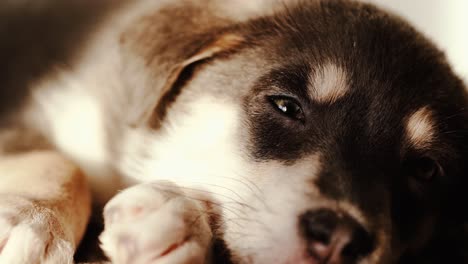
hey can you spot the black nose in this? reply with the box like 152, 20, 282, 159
299, 209, 375, 263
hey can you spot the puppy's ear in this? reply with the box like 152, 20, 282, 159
145, 33, 244, 128
119, 3, 246, 128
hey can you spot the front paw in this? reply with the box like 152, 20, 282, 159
100, 183, 212, 264
0, 195, 74, 264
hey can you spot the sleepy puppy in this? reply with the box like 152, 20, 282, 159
0, 0, 466, 263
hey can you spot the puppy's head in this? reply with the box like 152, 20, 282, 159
119, 1, 468, 263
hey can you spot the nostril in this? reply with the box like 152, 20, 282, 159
299, 209, 375, 262
299, 209, 338, 245
342, 225, 375, 260
299, 209, 338, 260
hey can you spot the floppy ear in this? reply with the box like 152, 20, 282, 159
144, 33, 244, 128
119, 3, 245, 128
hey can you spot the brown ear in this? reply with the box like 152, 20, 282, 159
132, 33, 244, 128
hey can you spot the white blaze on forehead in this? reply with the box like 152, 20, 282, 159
310, 63, 349, 103
406, 107, 436, 148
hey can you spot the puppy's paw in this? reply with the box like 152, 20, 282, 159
0, 195, 74, 264
100, 183, 212, 264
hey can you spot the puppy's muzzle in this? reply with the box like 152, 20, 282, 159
299, 209, 375, 263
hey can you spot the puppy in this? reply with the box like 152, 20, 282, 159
0, 0, 466, 263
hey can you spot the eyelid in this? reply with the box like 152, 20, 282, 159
403, 156, 444, 181
267, 89, 302, 100
267, 94, 303, 106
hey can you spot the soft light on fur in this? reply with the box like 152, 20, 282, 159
0, 0, 466, 263
310, 63, 349, 104
405, 107, 435, 149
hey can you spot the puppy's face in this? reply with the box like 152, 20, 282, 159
120, 1, 467, 263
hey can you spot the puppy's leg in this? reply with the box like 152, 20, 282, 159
0, 151, 91, 263
100, 183, 212, 264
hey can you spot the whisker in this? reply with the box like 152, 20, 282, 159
150, 187, 249, 220
215, 175, 270, 211
153, 183, 258, 212
217, 174, 264, 196
175, 182, 249, 205
441, 108, 467, 121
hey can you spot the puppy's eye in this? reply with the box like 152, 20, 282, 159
269, 96, 305, 122
404, 157, 440, 183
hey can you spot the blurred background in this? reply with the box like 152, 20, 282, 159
1, 0, 467, 86
364, 0, 468, 81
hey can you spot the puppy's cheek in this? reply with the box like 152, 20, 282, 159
219, 157, 391, 263
223, 184, 316, 263
220, 158, 323, 262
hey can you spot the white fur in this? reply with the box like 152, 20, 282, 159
100, 183, 212, 264
229, 158, 323, 263
6, 1, 378, 262
30, 72, 119, 204
119, 97, 246, 185
33, 76, 108, 174
118, 99, 330, 263
0, 195, 74, 264
25, 8, 136, 203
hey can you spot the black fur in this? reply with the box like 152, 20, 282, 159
241, 1, 467, 262
1, 0, 466, 262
